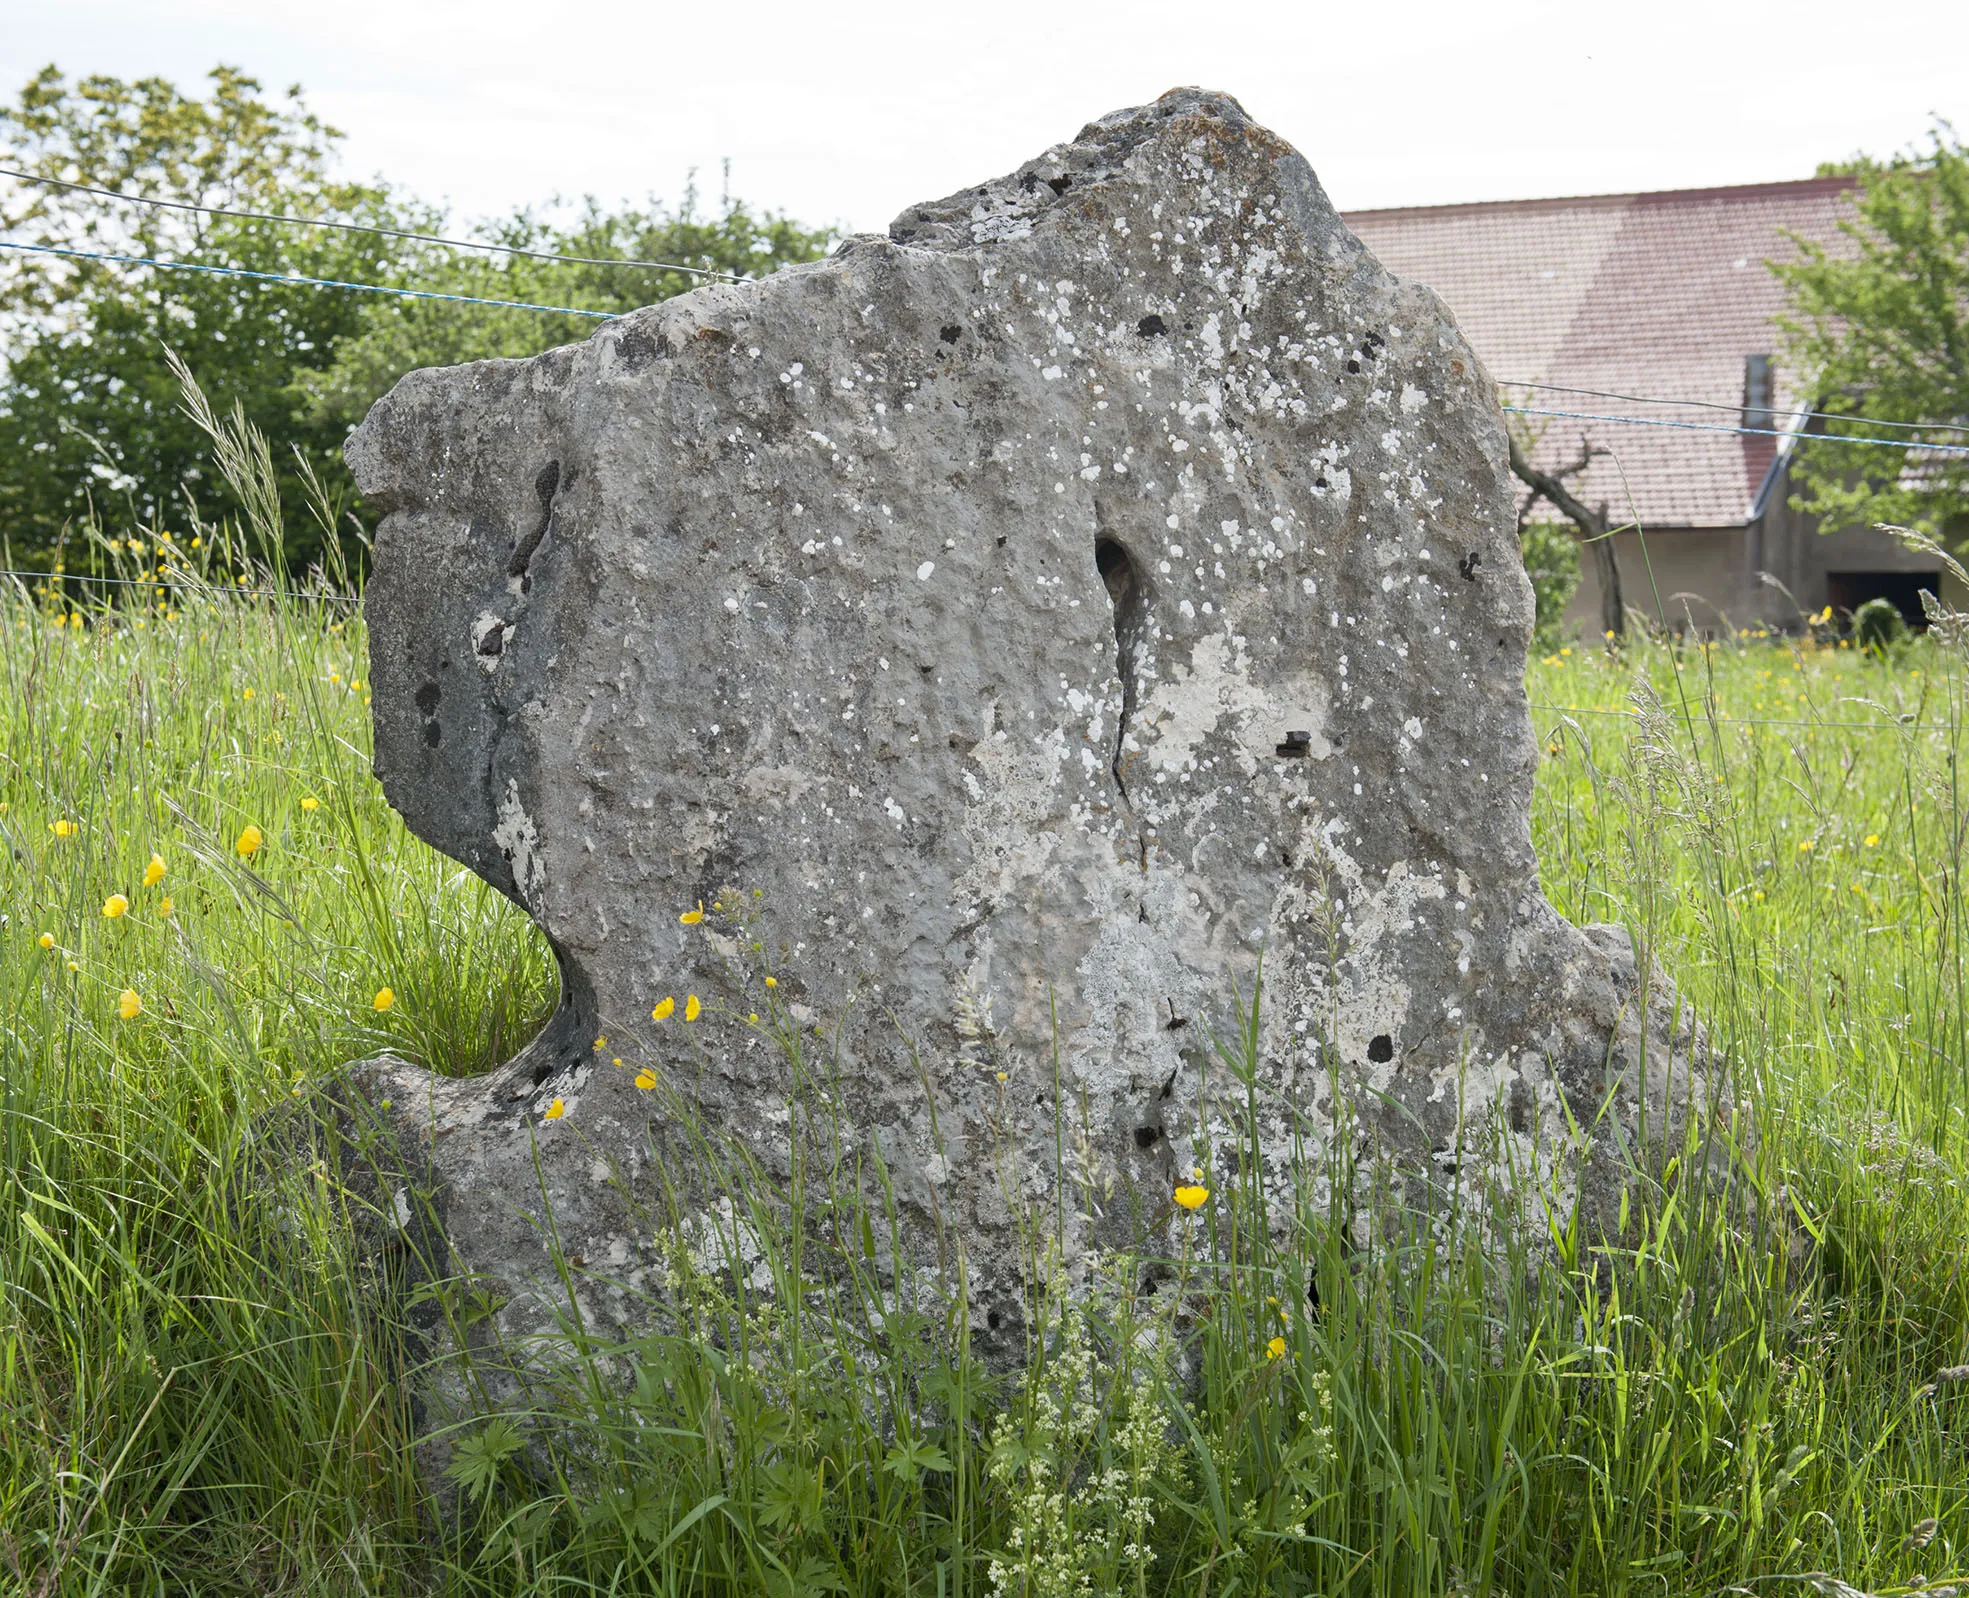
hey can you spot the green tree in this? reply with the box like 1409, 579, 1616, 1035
0, 66, 836, 577
0, 65, 410, 570
1776, 124, 1969, 540
295, 181, 836, 441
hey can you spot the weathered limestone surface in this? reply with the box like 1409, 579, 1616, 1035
344, 89, 1699, 1395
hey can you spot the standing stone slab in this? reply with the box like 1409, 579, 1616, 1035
345, 89, 1699, 1389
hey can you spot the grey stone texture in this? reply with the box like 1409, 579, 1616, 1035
344, 88, 1699, 1394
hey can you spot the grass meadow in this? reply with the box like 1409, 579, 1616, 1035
5, 490, 1969, 1594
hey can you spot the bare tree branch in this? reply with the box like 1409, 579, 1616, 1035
1507, 433, 1624, 638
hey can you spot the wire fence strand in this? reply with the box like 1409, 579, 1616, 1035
1498, 379, 1969, 438
0, 164, 749, 280
1500, 404, 1969, 458
0, 239, 620, 318
4, 230, 1965, 458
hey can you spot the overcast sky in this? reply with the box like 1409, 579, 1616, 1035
6, 0, 1966, 234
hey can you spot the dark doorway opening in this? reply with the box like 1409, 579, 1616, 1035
1825, 571, 1940, 629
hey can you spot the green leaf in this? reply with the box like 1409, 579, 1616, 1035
882, 1438, 953, 1482
443, 1416, 523, 1504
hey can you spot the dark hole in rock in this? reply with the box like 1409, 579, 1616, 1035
1137, 313, 1167, 337
1367, 1033, 1395, 1064
1133, 1125, 1161, 1149
1315, 475, 1329, 489
1094, 537, 1150, 800
1346, 358, 1361, 374
1275, 730, 1312, 757
415, 682, 441, 716
476, 627, 505, 658
1095, 537, 1132, 602
424, 720, 443, 749
987, 1309, 1003, 1330
1046, 174, 1071, 195
939, 324, 963, 344
995, 535, 1007, 547
530, 1061, 554, 1085
1160, 1068, 1178, 1100
1459, 551, 1482, 582
509, 459, 562, 578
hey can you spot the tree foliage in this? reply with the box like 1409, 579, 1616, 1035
1776, 124, 1969, 539
0, 65, 835, 574
0, 65, 406, 569
294, 185, 831, 437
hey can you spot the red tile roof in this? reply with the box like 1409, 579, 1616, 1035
1345, 178, 1858, 528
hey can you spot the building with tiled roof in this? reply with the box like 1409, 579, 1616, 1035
1346, 179, 1942, 633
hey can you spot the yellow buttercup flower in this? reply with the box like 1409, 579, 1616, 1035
301, 796, 320, 813
543, 1097, 566, 1121
236, 824, 264, 858
102, 894, 129, 919
1797, 839, 1814, 853
764, 975, 777, 988
144, 852, 167, 887
652, 996, 675, 1021
1173, 1185, 1209, 1211
37, 932, 54, 949
685, 995, 701, 1022
50, 818, 77, 838
1267, 1336, 1286, 1359
1864, 834, 1879, 847
593, 1036, 608, 1051
634, 1068, 658, 1090
118, 989, 142, 1020
680, 903, 705, 925
373, 988, 396, 1012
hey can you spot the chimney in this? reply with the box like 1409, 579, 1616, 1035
1742, 353, 1774, 432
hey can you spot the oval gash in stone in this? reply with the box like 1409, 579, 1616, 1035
341, 87, 1704, 1432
